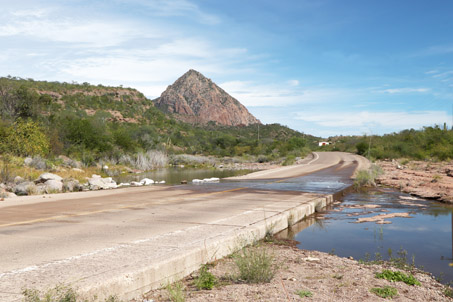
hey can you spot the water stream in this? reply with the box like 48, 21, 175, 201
279, 188, 453, 284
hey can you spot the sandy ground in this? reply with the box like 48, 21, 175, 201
145, 241, 450, 302
376, 160, 453, 204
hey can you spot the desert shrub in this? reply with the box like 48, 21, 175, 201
194, 265, 216, 290
165, 281, 185, 302
234, 247, 276, 283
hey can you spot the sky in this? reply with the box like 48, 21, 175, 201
1, 0, 453, 137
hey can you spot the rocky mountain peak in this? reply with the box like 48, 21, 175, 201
154, 70, 260, 126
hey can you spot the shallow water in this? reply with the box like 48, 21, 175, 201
282, 188, 453, 284
114, 167, 251, 185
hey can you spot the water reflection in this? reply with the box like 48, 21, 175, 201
279, 188, 453, 284
114, 167, 251, 185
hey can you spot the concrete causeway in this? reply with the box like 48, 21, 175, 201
0, 152, 368, 301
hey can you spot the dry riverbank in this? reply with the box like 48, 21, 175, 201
145, 240, 450, 302
376, 159, 453, 204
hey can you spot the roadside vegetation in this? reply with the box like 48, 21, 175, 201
322, 124, 453, 161
0, 77, 315, 173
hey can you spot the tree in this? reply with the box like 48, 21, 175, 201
5, 119, 50, 156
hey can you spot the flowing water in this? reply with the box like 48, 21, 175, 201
279, 188, 453, 284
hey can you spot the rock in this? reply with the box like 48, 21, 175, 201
37, 173, 63, 183
24, 157, 33, 166
44, 180, 63, 193
159, 180, 166, 184
117, 183, 130, 187
14, 176, 24, 184
130, 181, 143, 187
63, 179, 81, 192
103, 165, 109, 170
35, 184, 47, 195
88, 177, 117, 190
140, 178, 155, 185
91, 174, 102, 179
181, 180, 188, 184
71, 168, 84, 173
14, 181, 37, 196
203, 177, 220, 183
0, 192, 17, 198
192, 179, 203, 184
304, 257, 320, 262
154, 69, 260, 126
446, 168, 453, 177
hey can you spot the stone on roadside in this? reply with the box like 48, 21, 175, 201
37, 173, 63, 183
140, 178, 154, 185
14, 176, 24, 184
88, 177, 117, 190
63, 179, 81, 192
130, 181, 143, 187
14, 181, 37, 196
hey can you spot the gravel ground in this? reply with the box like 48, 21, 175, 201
144, 241, 451, 302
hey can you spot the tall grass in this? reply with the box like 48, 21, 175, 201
354, 164, 383, 188
234, 247, 276, 283
118, 150, 168, 171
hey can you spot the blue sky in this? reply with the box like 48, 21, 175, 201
1, 0, 452, 137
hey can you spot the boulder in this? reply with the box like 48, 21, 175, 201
35, 184, 47, 195
63, 179, 81, 192
140, 178, 154, 185
88, 177, 117, 190
24, 157, 33, 166
130, 181, 143, 187
37, 173, 63, 183
14, 176, 25, 184
44, 179, 63, 193
0, 192, 17, 198
14, 181, 37, 196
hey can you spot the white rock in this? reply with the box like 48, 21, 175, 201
117, 183, 130, 187
192, 179, 203, 183
130, 181, 143, 187
304, 257, 320, 262
140, 178, 154, 185
159, 180, 166, 184
71, 168, 84, 173
103, 165, 109, 170
91, 174, 102, 179
44, 179, 63, 193
37, 173, 63, 183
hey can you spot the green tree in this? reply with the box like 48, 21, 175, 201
5, 119, 50, 156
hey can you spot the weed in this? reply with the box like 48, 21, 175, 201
22, 285, 78, 302
444, 286, 453, 298
375, 269, 421, 286
370, 286, 398, 299
354, 164, 383, 188
165, 281, 185, 302
432, 174, 442, 183
295, 289, 313, 298
234, 247, 276, 283
194, 265, 216, 290
328, 248, 336, 256
332, 274, 343, 280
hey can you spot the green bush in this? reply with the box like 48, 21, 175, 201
370, 286, 398, 299
234, 247, 276, 283
375, 269, 421, 286
194, 265, 216, 290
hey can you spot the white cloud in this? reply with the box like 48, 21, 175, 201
296, 110, 449, 130
220, 80, 359, 107
380, 88, 429, 94
288, 79, 299, 86
118, 0, 221, 25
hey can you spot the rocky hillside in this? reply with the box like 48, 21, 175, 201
154, 69, 260, 126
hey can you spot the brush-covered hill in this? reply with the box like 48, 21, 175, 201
154, 69, 260, 126
0, 76, 317, 164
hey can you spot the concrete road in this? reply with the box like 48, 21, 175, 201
0, 152, 368, 301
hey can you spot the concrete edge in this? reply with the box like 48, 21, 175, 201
80, 194, 334, 301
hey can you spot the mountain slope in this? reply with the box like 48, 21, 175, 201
154, 69, 260, 126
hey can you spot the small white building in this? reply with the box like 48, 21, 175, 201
318, 141, 330, 147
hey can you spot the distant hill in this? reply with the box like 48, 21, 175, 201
154, 69, 260, 126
